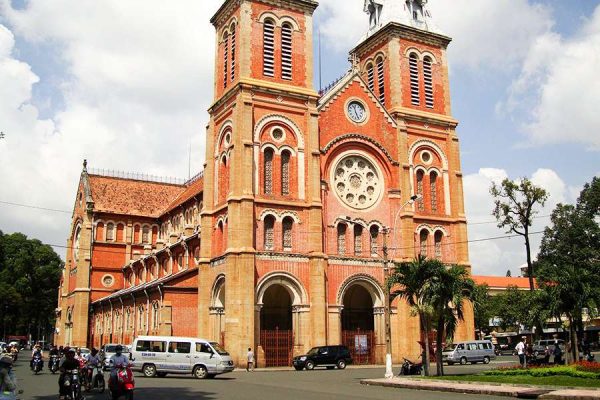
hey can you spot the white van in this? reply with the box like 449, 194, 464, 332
130, 336, 234, 379
442, 340, 496, 365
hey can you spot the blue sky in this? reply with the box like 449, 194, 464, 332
0, 0, 598, 276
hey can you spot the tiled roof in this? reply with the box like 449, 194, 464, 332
164, 175, 204, 214
88, 175, 186, 218
472, 275, 535, 289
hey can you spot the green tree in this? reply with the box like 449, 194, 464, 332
388, 256, 439, 376
491, 178, 548, 291
431, 264, 475, 376
0, 231, 63, 341
472, 284, 494, 337
536, 193, 600, 362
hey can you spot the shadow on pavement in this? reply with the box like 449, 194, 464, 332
32, 387, 219, 400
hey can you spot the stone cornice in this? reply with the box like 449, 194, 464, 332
211, 0, 318, 27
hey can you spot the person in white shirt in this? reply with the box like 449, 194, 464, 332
515, 337, 526, 367
246, 348, 255, 372
108, 345, 129, 387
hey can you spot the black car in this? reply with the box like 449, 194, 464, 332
292, 345, 353, 371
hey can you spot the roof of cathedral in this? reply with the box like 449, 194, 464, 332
472, 275, 536, 290
164, 174, 204, 214
88, 174, 186, 218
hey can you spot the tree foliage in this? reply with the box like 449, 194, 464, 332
491, 178, 548, 290
0, 230, 63, 341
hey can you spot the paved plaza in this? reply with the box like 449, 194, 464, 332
14, 356, 514, 400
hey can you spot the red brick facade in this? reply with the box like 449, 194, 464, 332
55, 0, 474, 367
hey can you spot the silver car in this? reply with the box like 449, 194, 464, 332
442, 340, 496, 365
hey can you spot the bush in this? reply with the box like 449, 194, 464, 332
484, 365, 600, 380
575, 361, 600, 374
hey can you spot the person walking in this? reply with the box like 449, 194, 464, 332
515, 336, 526, 368
246, 348, 255, 372
0, 355, 18, 400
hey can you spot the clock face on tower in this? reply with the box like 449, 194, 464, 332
347, 101, 367, 123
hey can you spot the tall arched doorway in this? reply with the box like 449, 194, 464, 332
210, 276, 226, 346
259, 284, 293, 367
340, 278, 383, 364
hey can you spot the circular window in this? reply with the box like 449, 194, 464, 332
421, 150, 433, 165
331, 154, 383, 210
271, 128, 285, 142
102, 275, 115, 288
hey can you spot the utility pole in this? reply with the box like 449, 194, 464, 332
382, 227, 394, 379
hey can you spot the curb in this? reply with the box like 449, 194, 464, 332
360, 378, 600, 399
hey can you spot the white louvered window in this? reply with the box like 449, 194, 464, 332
337, 224, 347, 255
281, 23, 293, 80
377, 58, 385, 104
423, 56, 434, 108
367, 64, 375, 92
430, 172, 438, 212
230, 25, 236, 82
420, 230, 428, 256
409, 53, 420, 106
264, 216, 275, 251
223, 32, 229, 88
434, 231, 443, 259
281, 150, 290, 196
263, 20, 275, 77
416, 170, 425, 212
264, 148, 273, 195
282, 217, 293, 251
354, 225, 363, 256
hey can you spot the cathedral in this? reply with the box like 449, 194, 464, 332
55, 0, 475, 367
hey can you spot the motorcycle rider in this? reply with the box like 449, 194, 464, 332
30, 344, 43, 371
85, 348, 101, 385
48, 345, 60, 370
58, 348, 80, 400
108, 345, 129, 391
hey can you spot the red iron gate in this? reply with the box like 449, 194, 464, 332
342, 329, 375, 365
260, 328, 293, 367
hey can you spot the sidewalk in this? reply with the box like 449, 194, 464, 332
361, 377, 600, 399
240, 364, 398, 372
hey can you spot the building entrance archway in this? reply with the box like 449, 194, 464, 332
259, 284, 293, 367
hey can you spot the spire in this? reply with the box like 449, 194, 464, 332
362, 0, 443, 39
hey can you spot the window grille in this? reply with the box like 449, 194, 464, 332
423, 57, 434, 108
337, 224, 347, 255
354, 225, 363, 256
377, 58, 385, 104
282, 218, 293, 251
263, 20, 275, 77
409, 54, 420, 105
416, 170, 425, 212
223, 33, 229, 88
264, 149, 273, 195
434, 232, 443, 259
230, 26, 236, 82
264, 216, 275, 251
281, 151, 290, 196
420, 231, 428, 256
430, 172, 438, 212
370, 226, 379, 257
367, 64, 375, 92
281, 23, 293, 80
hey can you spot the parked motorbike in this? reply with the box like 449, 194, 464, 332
32, 354, 43, 374
49, 355, 60, 374
109, 364, 135, 400
63, 369, 83, 400
85, 365, 106, 393
398, 358, 423, 376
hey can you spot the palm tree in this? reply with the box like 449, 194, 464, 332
430, 264, 475, 376
388, 255, 443, 376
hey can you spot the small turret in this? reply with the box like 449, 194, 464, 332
362, 0, 442, 39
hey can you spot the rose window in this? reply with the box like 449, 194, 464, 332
332, 154, 382, 210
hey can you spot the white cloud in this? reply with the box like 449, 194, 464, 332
0, 0, 221, 255
464, 168, 577, 276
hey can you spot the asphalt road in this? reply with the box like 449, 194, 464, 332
13, 356, 517, 400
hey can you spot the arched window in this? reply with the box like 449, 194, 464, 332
138, 306, 145, 331
430, 171, 438, 212
434, 231, 443, 259
230, 23, 236, 82
125, 308, 131, 331
264, 148, 274, 195
263, 19, 275, 77
223, 32, 229, 88
337, 223, 347, 255
423, 56, 434, 108
162, 258, 168, 276
95, 222, 105, 241
419, 230, 429, 257
366, 63, 375, 92
142, 226, 150, 244
177, 254, 184, 271
282, 217, 293, 252
376, 57, 385, 104
264, 215, 275, 251
409, 53, 420, 106
370, 225, 379, 257
416, 170, 425, 212
106, 223, 115, 241
281, 23, 293, 80
354, 225, 363, 256
281, 150, 290, 196
152, 302, 159, 330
